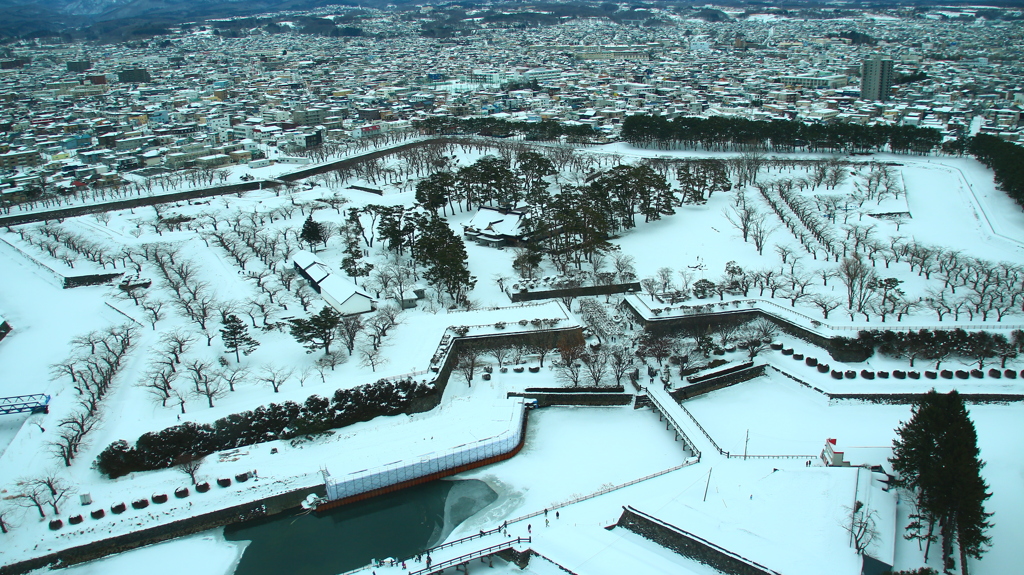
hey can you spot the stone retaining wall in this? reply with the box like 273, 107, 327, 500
509, 282, 641, 303
624, 303, 871, 363
616, 506, 781, 575
507, 391, 633, 407
0, 485, 323, 575
670, 364, 766, 401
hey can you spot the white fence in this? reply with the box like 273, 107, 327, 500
325, 401, 526, 501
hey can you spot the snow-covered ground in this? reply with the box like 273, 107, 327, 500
3, 145, 1024, 575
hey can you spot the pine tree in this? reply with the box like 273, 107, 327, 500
942, 400, 993, 575
220, 314, 259, 362
890, 391, 993, 574
414, 215, 475, 304
288, 306, 342, 354
299, 216, 325, 250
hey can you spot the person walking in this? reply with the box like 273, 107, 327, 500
528, 524, 532, 533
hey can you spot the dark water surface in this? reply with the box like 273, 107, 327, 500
224, 479, 497, 575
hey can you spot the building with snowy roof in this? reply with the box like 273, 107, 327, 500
292, 251, 376, 316
461, 206, 529, 248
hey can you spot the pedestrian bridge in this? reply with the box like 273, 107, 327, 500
0, 394, 50, 415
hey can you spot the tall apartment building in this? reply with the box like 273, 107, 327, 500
860, 55, 894, 101
118, 68, 152, 83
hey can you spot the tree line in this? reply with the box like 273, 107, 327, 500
416, 117, 601, 143
848, 328, 1024, 369
968, 134, 1024, 210
620, 114, 943, 154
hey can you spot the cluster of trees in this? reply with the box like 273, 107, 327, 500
136, 323, 259, 413
415, 152, 556, 215
1, 472, 76, 529
96, 377, 435, 479
548, 341, 639, 388
453, 328, 575, 385
859, 328, 1024, 369
891, 391, 992, 574
416, 117, 600, 143
288, 304, 401, 373
621, 115, 943, 154
48, 324, 138, 466
413, 215, 475, 305
629, 318, 779, 373
968, 134, 1024, 210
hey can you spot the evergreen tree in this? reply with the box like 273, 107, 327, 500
890, 391, 993, 574
415, 172, 454, 215
340, 209, 373, 283
288, 306, 342, 354
299, 216, 325, 250
414, 215, 476, 304
220, 314, 259, 362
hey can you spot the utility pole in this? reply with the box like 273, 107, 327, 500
744, 429, 749, 460
703, 467, 712, 502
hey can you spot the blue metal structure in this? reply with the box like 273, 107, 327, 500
0, 394, 50, 415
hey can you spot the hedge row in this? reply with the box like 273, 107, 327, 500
96, 378, 434, 478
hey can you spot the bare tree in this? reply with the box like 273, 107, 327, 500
317, 349, 347, 373
581, 350, 609, 387
749, 215, 776, 256
608, 345, 635, 387
14, 481, 48, 518
139, 367, 177, 407
782, 273, 815, 307
843, 501, 880, 555
555, 343, 586, 387
215, 364, 249, 392
34, 473, 74, 515
293, 284, 316, 312
0, 504, 16, 533
809, 295, 843, 320
193, 376, 227, 408
161, 329, 196, 365
489, 346, 512, 369
257, 366, 293, 393
338, 315, 364, 355
366, 305, 403, 348
185, 360, 214, 394
656, 267, 675, 293
723, 194, 758, 242
612, 252, 637, 282
140, 297, 166, 329
358, 345, 387, 372
49, 411, 96, 466
174, 453, 205, 485
455, 346, 482, 385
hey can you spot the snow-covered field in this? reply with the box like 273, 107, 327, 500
3, 144, 1024, 575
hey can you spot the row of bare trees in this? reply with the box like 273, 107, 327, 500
48, 324, 139, 466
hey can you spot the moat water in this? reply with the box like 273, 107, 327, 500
224, 479, 497, 575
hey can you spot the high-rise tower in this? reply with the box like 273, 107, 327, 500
860, 55, 894, 101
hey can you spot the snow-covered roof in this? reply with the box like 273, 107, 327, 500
319, 274, 372, 306
292, 250, 372, 307
463, 206, 527, 239
859, 467, 898, 569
